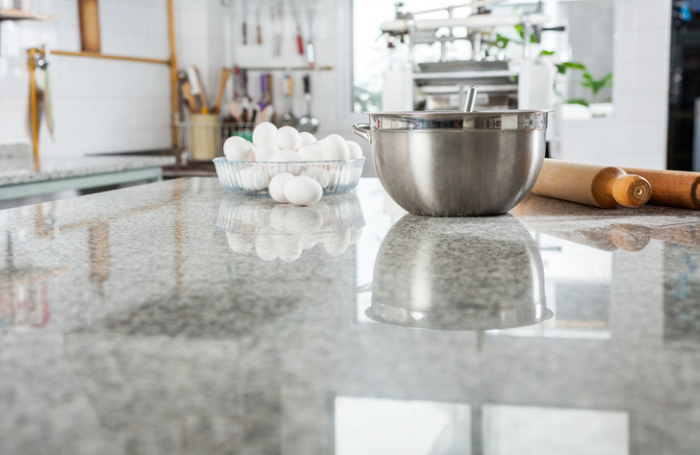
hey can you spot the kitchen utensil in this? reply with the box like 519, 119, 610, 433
194, 67, 209, 113
289, 0, 305, 55
352, 87, 550, 216
532, 159, 651, 208
621, 167, 700, 209
367, 215, 551, 331
212, 68, 232, 114
280, 74, 297, 126
213, 157, 365, 195
229, 66, 243, 122
187, 66, 209, 114
255, 0, 262, 44
258, 73, 268, 110
270, 1, 284, 56
297, 74, 319, 133
181, 82, 198, 113
240, 68, 252, 122
304, 0, 318, 67
266, 73, 273, 110
241, 0, 249, 45
256, 105, 275, 125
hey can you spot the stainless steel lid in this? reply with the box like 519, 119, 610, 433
366, 109, 552, 131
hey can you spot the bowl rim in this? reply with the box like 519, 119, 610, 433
362, 109, 555, 116
213, 157, 367, 164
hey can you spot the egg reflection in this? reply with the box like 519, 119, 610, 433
217, 193, 365, 261
368, 215, 552, 331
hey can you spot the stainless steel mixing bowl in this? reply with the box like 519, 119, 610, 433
352, 108, 551, 216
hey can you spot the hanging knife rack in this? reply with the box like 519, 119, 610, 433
235, 65, 333, 72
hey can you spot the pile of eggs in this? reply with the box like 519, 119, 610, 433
223, 122, 364, 206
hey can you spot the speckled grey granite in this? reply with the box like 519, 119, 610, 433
0, 155, 176, 186
1, 178, 700, 454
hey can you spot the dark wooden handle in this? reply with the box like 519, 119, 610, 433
622, 168, 700, 209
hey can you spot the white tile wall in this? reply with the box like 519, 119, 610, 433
560, 0, 672, 169
0, 0, 173, 156
5, 0, 665, 171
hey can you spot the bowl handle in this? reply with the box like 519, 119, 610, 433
352, 123, 372, 144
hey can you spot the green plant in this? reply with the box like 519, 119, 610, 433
488, 26, 554, 59
555, 62, 612, 107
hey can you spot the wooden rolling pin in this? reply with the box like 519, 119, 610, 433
622, 168, 700, 209
532, 159, 652, 208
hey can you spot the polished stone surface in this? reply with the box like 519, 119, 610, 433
1, 178, 700, 454
0, 155, 175, 186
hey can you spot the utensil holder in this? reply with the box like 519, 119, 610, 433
188, 113, 219, 160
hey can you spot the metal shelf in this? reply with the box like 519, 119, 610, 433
0, 9, 56, 56
420, 84, 518, 94
413, 70, 518, 80
0, 8, 57, 21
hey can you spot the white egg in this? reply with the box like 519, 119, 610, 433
346, 140, 364, 159
297, 145, 324, 162
301, 233, 323, 250
320, 134, 350, 161
254, 142, 279, 162
238, 167, 268, 192
255, 235, 278, 261
270, 204, 292, 232
284, 176, 323, 206
238, 167, 255, 191
298, 132, 317, 148
300, 166, 330, 188
226, 232, 255, 254
252, 122, 278, 145
285, 206, 324, 234
324, 231, 351, 256
223, 137, 254, 161
269, 150, 302, 176
276, 236, 304, 262
273, 126, 301, 151
250, 167, 270, 190
350, 227, 363, 244
269, 172, 296, 203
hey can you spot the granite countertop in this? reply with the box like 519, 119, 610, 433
0, 153, 176, 187
1, 177, 700, 454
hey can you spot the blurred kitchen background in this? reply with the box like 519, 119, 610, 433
0, 0, 697, 174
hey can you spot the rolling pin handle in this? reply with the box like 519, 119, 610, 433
612, 174, 652, 208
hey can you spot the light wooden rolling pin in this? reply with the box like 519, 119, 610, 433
531, 159, 652, 208
621, 168, 700, 209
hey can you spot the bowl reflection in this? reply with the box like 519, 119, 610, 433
368, 214, 552, 331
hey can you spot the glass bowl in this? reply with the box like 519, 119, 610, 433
213, 157, 366, 196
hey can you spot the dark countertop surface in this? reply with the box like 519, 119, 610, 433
1, 177, 700, 454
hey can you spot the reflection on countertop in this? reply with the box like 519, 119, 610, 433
368, 214, 550, 331
1, 178, 700, 454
